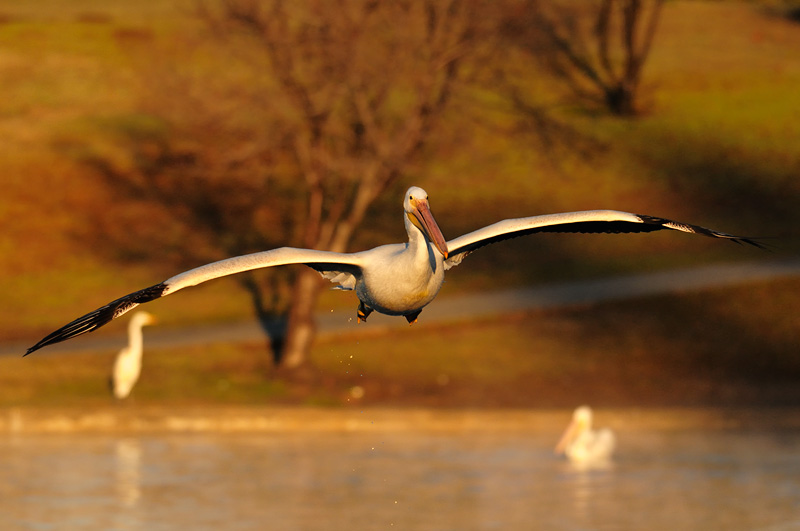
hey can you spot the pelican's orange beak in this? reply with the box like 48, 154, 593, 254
410, 198, 448, 259
555, 418, 582, 455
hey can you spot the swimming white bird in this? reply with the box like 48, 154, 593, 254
25, 185, 761, 355
555, 406, 616, 464
110, 311, 157, 399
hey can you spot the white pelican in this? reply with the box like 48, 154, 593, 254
555, 406, 615, 464
110, 311, 157, 399
25, 185, 761, 355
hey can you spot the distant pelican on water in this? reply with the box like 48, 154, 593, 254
25, 185, 761, 355
111, 311, 157, 400
555, 406, 616, 465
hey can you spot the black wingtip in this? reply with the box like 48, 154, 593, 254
23, 282, 168, 356
636, 215, 770, 252
706, 233, 771, 252
735, 236, 774, 252
734, 239, 763, 250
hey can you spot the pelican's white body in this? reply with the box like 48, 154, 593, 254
556, 406, 616, 465
353, 233, 445, 316
111, 311, 156, 399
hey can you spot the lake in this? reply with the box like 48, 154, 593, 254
1, 409, 799, 530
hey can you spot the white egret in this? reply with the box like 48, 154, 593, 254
110, 311, 157, 399
555, 406, 616, 465
25, 185, 761, 355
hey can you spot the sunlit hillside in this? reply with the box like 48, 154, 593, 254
0, 1, 798, 408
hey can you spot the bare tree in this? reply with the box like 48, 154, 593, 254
503, 0, 665, 115
71, 0, 481, 371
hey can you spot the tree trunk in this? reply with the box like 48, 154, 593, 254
279, 268, 325, 369
605, 84, 637, 116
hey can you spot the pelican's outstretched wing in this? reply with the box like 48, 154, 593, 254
444, 210, 764, 269
25, 247, 363, 355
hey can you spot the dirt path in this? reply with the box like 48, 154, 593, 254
4, 257, 800, 357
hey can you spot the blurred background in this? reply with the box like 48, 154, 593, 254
2, 1, 800, 529
1, 0, 799, 409
0, 0, 800, 407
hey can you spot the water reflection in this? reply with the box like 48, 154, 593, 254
562, 461, 615, 522
114, 438, 142, 508
1, 425, 799, 530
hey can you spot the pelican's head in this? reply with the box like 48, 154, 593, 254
131, 311, 157, 328
555, 406, 593, 454
403, 186, 447, 258
404, 186, 448, 259
572, 406, 593, 426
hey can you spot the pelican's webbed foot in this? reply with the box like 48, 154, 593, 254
404, 310, 422, 324
357, 301, 373, 323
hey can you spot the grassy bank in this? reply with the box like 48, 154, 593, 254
0, 1, 798, 407
4, 277, 799, 409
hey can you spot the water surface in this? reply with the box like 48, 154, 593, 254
2, 423, 799, 530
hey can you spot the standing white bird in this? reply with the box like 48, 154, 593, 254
555, 406, 616, 465
111, 311, 157, 400
24, 185, 761, 355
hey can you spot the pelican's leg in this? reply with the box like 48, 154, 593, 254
357, 301, 373, 323
404, 310, 422, 324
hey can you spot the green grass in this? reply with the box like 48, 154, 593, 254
0, 1, 798, 407
4, 277, 799, 409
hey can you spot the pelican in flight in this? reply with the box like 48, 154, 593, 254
111, 311, 157, 399
25, 185, 760, 355
555, 406, 616, 465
